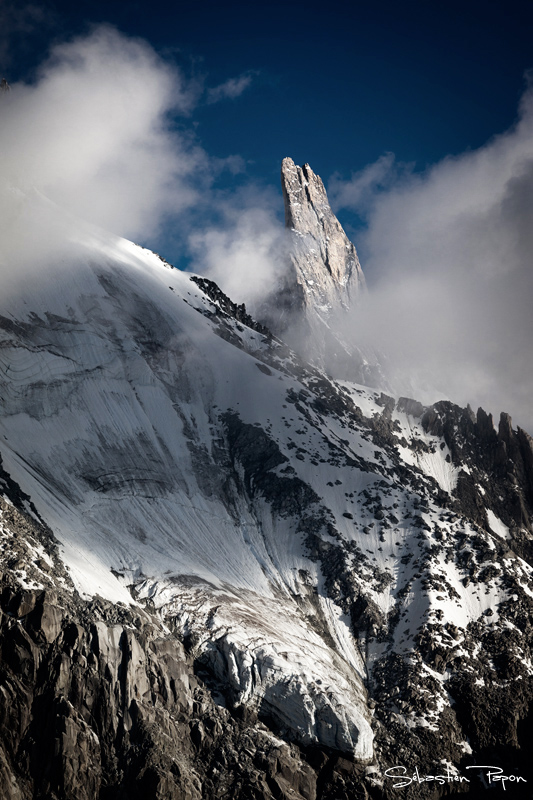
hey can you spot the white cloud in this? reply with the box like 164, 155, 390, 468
333, 80, 533, 431
0, 23, 281, 313
0, 24, 208, 260
188, 185, 285, 307
206, 73, 253, 104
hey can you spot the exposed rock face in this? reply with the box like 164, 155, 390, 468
0, 580, 320, 800
259, 159, 380, 385
421, 401, 533, 563
281, 157, 365, 302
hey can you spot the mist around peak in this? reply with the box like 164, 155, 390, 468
321, 84, 533, 432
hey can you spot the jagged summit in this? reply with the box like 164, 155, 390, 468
280, 156, 365, 298
259, 158, 382, 385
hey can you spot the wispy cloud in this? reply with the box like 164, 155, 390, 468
188, 184, 285, 307
0, 24, 280, 312
206, 72, 253, 104
328, 152, 398, 214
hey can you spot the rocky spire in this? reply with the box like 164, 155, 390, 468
258, 158, 378, 384
280, 156, 365, 303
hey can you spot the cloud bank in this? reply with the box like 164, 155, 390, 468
331, 80, 533, 431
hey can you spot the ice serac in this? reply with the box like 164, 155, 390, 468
260, 157, 378, 383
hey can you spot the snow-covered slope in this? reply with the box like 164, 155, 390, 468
2, 215, 533, 796
0, 229, 374, 756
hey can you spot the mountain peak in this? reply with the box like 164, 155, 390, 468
3, 172, 533, 796
258, 158, 372, 382
281, 157, 329, 230
280, 156, 365, 294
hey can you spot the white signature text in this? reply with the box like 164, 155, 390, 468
384, 764, 527, 791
